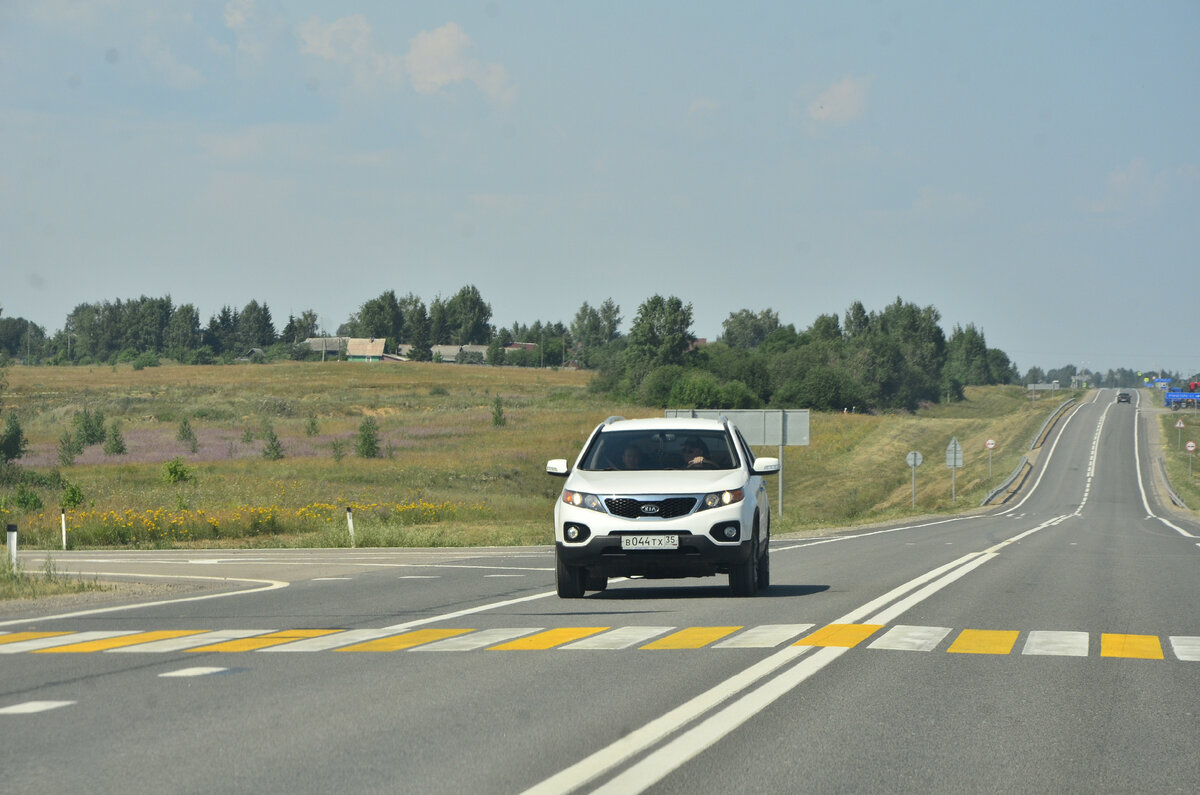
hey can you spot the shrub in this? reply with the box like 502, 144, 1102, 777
177, 418, 198, 453
304, 413, 319, 437
73, 407, 106, 447
492, 397, 506, 427
57, 429, 81, 467
61, 480, 84, 509
261, 424, 284, 460
132, 352, 160, 370
14, 483, 43, 512
162, 457, 194, 484
0, 411, 27, 464
102, 420, 127, 456
356, 417, 381, 458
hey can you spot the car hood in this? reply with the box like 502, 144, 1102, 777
566, 469, 749, 495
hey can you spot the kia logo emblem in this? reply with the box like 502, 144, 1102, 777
640, 504, 660, 515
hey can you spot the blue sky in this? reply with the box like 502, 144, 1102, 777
2, 1, 1198, 376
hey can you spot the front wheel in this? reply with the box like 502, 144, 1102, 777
756, 544, 770, 591
556, 552, 586, 598
729, 536, 759, 597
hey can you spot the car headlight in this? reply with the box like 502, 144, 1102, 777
562, 490, 605, 512
701, 488, 744, 510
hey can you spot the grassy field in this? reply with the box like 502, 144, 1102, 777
0, 361, 1108, 551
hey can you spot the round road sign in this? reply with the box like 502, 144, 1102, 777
1188, 441, 1197, 453
906, 451, 923, 467
985, 439, 996, 450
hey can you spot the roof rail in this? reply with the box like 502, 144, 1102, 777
603, 416, 626, 425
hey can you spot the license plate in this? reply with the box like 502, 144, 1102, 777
621, 535, 679, 550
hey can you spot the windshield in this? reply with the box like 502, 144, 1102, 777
580, 430, 737, 471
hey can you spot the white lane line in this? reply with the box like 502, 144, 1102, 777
1023, 631, 1089, 657
560, 627, 676, 650
712, 624, 814, 649
158, 667, 229, 678
313, 577, 352, 581
109, 629, 274, 653
1133, 402, 1200, 539
0, 700, 76, 715
868, 625, 952, 652
0, 574, 289, 628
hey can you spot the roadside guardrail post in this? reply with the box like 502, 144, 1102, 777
346, 507, 356, 549
6, 524, 16, 567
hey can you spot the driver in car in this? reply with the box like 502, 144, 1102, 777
681, 437, 714, 468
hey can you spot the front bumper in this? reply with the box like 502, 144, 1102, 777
555, 534, 753, 579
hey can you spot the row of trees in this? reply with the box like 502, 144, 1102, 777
0, 291, 1160, 412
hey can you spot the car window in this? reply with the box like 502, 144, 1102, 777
580, 430, 737, 471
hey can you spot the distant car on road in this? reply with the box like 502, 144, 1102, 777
1116, 392, 1131, 403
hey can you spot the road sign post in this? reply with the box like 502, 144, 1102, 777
906, 451, 923, 507
1188, 441, 1196, 477
985, 438, 996, 479
946, 437, 963, 502
1177, 419, 1185, 450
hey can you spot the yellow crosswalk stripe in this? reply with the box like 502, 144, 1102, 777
35, 631, 208, 653
641, 627, 742, 649
187, 629, 341, 652
337, 629, 473, 652
1100, 633, 1164, 660
795, 624, 884, 648
948, 629, 1019, 654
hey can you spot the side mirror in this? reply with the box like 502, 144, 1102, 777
546, 459, 570, 477
751, 457, 780, 475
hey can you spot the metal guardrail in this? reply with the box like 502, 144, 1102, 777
1157, 457, 1188, 509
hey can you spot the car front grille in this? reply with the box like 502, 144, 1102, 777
605, 497, 697, 519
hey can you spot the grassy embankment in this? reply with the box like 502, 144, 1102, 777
1, 361, 1088, 557
1156, 396, 1200, 510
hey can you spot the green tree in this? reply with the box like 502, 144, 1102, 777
177, 418, 198, 454
103, 420, 127, 456
406, 303, 433, 361
261, 424, 284, 460
355, 290, 405, 345
0, 411, 27, 464
720, 308, 780, 350
625, 295, 696, 379
238, 300, 276, 350
444, 285, 493, 345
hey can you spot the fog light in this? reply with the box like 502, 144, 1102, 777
563, 523, 591, 543
566, 526, 580, 540
722, 525, 738, 540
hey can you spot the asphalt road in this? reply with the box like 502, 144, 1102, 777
3, 389, 1198, 794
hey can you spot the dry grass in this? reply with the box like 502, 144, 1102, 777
1, 361, 1085, 547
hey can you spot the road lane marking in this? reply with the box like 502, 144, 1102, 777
713, 624, 813, 648
489, 628, 610, 650
0, 631, 72, 646
109, 629, 274, 652
1169, 636, 1200, 661
641, 627, 741, 650
187, 629, 340, 652
0, 700, 75, 714
868, 625, 952, 652
1101, 633, 1164, 659
159, 667, 230, 677
1023, 631, 1089, 657
411, 628, 541, 651
0, 631, 138, 654
337, 628, 472, 652
795, 624, 883, 648
35, 630, 207, 653
559, 626, 675, 650
948, 629, 1019, 655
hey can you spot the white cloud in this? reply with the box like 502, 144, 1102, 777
297, 16, 513, 105
224, 0, 251, 31
1086, 157, 1169, 214
406, 22, 514, 106
808, 76, 872, 125
297, 14, 404, 87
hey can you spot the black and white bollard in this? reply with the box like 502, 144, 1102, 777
6, 524, 16, 568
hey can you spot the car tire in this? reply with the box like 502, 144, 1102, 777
556, 552, 586, 598
729, 536, 758, 597
585, 570, 608, 593
756, 544, 770, 591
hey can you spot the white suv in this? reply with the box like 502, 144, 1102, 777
546, 416, 780, 597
